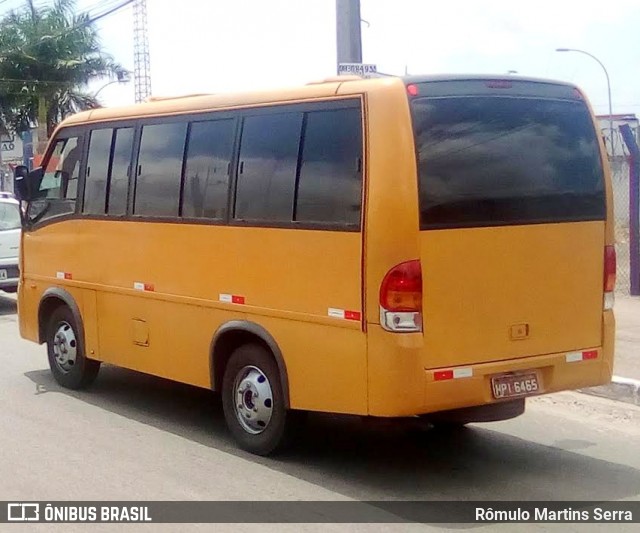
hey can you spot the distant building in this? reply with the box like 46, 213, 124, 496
0, 133, 25, 164
0, 134, 27, 192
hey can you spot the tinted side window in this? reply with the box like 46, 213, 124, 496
183, 119, 234, 219
134, 122, 187, 217
28, 135, 82, 224
108, 127, 134, 215
235, 113, 302, 221
84, 128, 113, 215
296, 107, 362, 225
39, 137, 82, 201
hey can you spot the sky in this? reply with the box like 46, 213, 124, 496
4, 0, 640, 116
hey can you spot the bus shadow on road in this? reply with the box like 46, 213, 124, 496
25, 365, 640, 509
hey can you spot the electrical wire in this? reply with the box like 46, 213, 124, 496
0, 0, 135, 57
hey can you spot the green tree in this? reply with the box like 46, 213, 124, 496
0, 0, 127, 151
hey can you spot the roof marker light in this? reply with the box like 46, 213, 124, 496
486, 80, 512, 89
407, 84, 419, 96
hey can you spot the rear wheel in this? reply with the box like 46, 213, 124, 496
46, 306, 100, 390
222, 344, 294, 455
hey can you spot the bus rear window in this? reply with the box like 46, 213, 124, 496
411, 96, 605, 229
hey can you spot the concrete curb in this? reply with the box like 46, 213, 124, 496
578, 376, 640, 406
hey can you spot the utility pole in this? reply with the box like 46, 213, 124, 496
336, 0, 362, 72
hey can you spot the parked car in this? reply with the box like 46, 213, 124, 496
0, 196, 20, 293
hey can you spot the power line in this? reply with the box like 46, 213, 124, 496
66, 0, 136, 31
84, 0, 135, 23
2, 0, 135, 54
85, 0, 127, 15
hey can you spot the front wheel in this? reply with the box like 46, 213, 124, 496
46, 306, 100, 390
222, 344, 295, 455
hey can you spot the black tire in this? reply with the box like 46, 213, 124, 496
222, 344, 295, 456
46, 306, 100, 390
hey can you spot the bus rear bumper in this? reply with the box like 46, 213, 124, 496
366, 311, 615, 417
418, 345, 613, 416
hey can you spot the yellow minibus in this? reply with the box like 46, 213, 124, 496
13, 75, 615, 455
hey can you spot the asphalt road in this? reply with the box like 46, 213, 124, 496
0, 292, 639, 532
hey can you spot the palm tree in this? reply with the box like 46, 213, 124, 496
0, 0, 128, 152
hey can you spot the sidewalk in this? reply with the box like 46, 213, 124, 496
580, 295, 640, 405
612, 295, 640, 380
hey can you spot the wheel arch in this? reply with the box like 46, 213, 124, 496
210, 321, 290, 408
38, 287, 85, 348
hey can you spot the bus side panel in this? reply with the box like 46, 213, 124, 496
90, 221, 367, 414
96, 292, 214, 388
18, 226, 92, 345
17, 279, 39, 343
94, 293, 368, 413
248, 316, 368, 414
82, 289, 100, 359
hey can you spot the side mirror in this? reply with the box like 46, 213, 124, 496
13, 165, 31, 201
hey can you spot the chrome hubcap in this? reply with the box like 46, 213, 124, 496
52, 321, 77, 373
233, 365, 273, 434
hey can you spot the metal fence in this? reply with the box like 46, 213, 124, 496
612, 156, 631, 293
600, 115, 639, 296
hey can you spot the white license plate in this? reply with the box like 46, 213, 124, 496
491, 372, 541, 399
0, 269, 7, 280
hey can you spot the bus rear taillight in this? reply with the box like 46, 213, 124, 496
379, 260, 422, 332
604, 245, 616, 310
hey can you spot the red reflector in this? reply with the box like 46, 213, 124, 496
485, 80, 512, 89
144, 283, 154, 292
379, 260, 422, 312
604, 245, 616, 292
344, 310, 361, 321
407, 84, 419, 96
583, 350, 598, 360
231, 295, 245, 304
434, 370, 454, 381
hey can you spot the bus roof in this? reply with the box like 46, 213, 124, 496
62, 74, 578, 128
402, 73, 577, 87
63, 76, 391, 127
